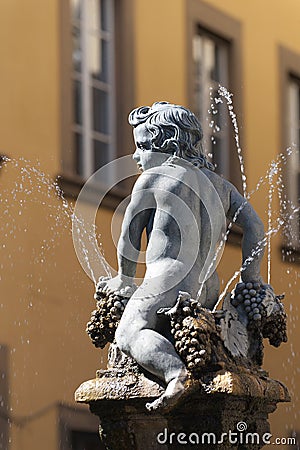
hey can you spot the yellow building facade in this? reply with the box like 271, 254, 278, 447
0, 1, 299, 449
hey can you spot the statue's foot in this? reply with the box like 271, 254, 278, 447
146, 370, 190, 412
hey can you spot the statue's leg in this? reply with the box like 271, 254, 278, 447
202, 271, 219, 309
115, 288, 188, 410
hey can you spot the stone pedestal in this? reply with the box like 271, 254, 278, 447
75, 368, 290, 450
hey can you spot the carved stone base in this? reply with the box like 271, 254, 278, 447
75, 368, 290, 450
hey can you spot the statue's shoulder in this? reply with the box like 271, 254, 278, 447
202, 167, 234, 192
141, 164, 185, 179
133, 158, 195, 193
132, 170, 163, 192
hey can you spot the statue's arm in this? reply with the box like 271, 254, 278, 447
96, 174, 155, 296
227, 186, 265, 283
117, 201, 151, 280
117, 176, 154, 280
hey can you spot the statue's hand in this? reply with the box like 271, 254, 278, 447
96, 275, 137, 299
260, 283, 274, 295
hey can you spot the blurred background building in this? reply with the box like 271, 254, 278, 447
0, 0, 299, 449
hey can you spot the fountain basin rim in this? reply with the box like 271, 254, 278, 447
75, 369, 290, 405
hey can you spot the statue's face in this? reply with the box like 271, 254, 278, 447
132, 124, 155, 172
133, 123, 170, 171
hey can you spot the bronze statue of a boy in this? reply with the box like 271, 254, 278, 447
98, 101, 266, 410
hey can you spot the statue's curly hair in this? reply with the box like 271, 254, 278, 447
128, 101, 214, 171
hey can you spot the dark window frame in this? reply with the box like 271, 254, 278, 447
58, 403, 101, 450
279, 46, 300, 263
193, 25, 231, 179
186, 0, 243, 189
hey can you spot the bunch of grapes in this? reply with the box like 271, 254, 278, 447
262, 300, 287, 347
231, 281, 266, 325
169, 295, 215, 374
86, 289, 126, 349
231, 282, 288, 348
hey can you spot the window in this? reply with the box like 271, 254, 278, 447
59, 405, 101, 450
193, 29, 230, 178
186, 1, 242, 188
59, 0, 134, 202
279, 46, 300, 257
285, 76, 300, 248
71, 0, 115, 179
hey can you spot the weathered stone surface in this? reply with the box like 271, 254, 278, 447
75, 368, 290, 450
75, 369, 163, 402
75, 369, 289, 405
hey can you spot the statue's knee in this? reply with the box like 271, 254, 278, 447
115, 319, 141, 355
115, 326, 130, 354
